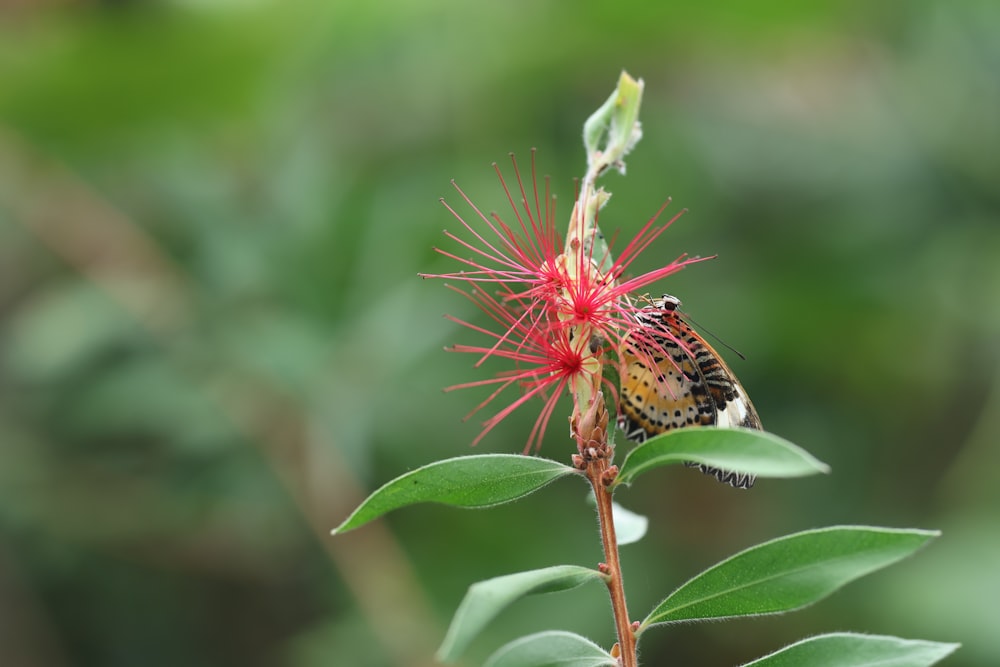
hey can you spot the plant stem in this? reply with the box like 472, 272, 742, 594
586, 459, 637, 667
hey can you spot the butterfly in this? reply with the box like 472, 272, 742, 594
617, 294, 762, 488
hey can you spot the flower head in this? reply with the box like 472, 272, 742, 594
423, 152, 707, 453
442, 283, 599, 453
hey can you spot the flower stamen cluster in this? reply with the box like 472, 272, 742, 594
422, 152, 706, 453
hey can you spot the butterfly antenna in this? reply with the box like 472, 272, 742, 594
679, 310, 747, 361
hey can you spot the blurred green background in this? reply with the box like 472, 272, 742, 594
1, 1, 997, 666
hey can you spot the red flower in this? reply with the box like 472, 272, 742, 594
443, 283, 597, 453
423, 153, 709, 452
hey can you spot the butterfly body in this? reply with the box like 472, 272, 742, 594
618, 295, 761, 488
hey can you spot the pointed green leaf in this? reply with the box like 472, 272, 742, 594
332, 455, 576, 534
582, 71, 643, 171
437, 565, 605, 663
639, 526, 938, 630
614, 428, 829, 488
483, 631, 616, 667
741, 633, 959, 666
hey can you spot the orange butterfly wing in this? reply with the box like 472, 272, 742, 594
618, 295, 761, 488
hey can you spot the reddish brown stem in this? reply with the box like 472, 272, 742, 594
586, 458, 637, 667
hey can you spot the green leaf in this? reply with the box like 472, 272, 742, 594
614, 428, 829, 488
332, 454, 576, 534
483, 631, 616, 667
582, 70, 644, 172
639, 526, 938, 630
437, 565, 605, 663
582, 84, 619, 157
741, 632, 960, 666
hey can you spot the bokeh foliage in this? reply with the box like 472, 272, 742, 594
0, 1, 997, 666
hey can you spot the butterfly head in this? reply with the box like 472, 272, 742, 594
653, 294, 681, 312
633, 293, 682, 328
